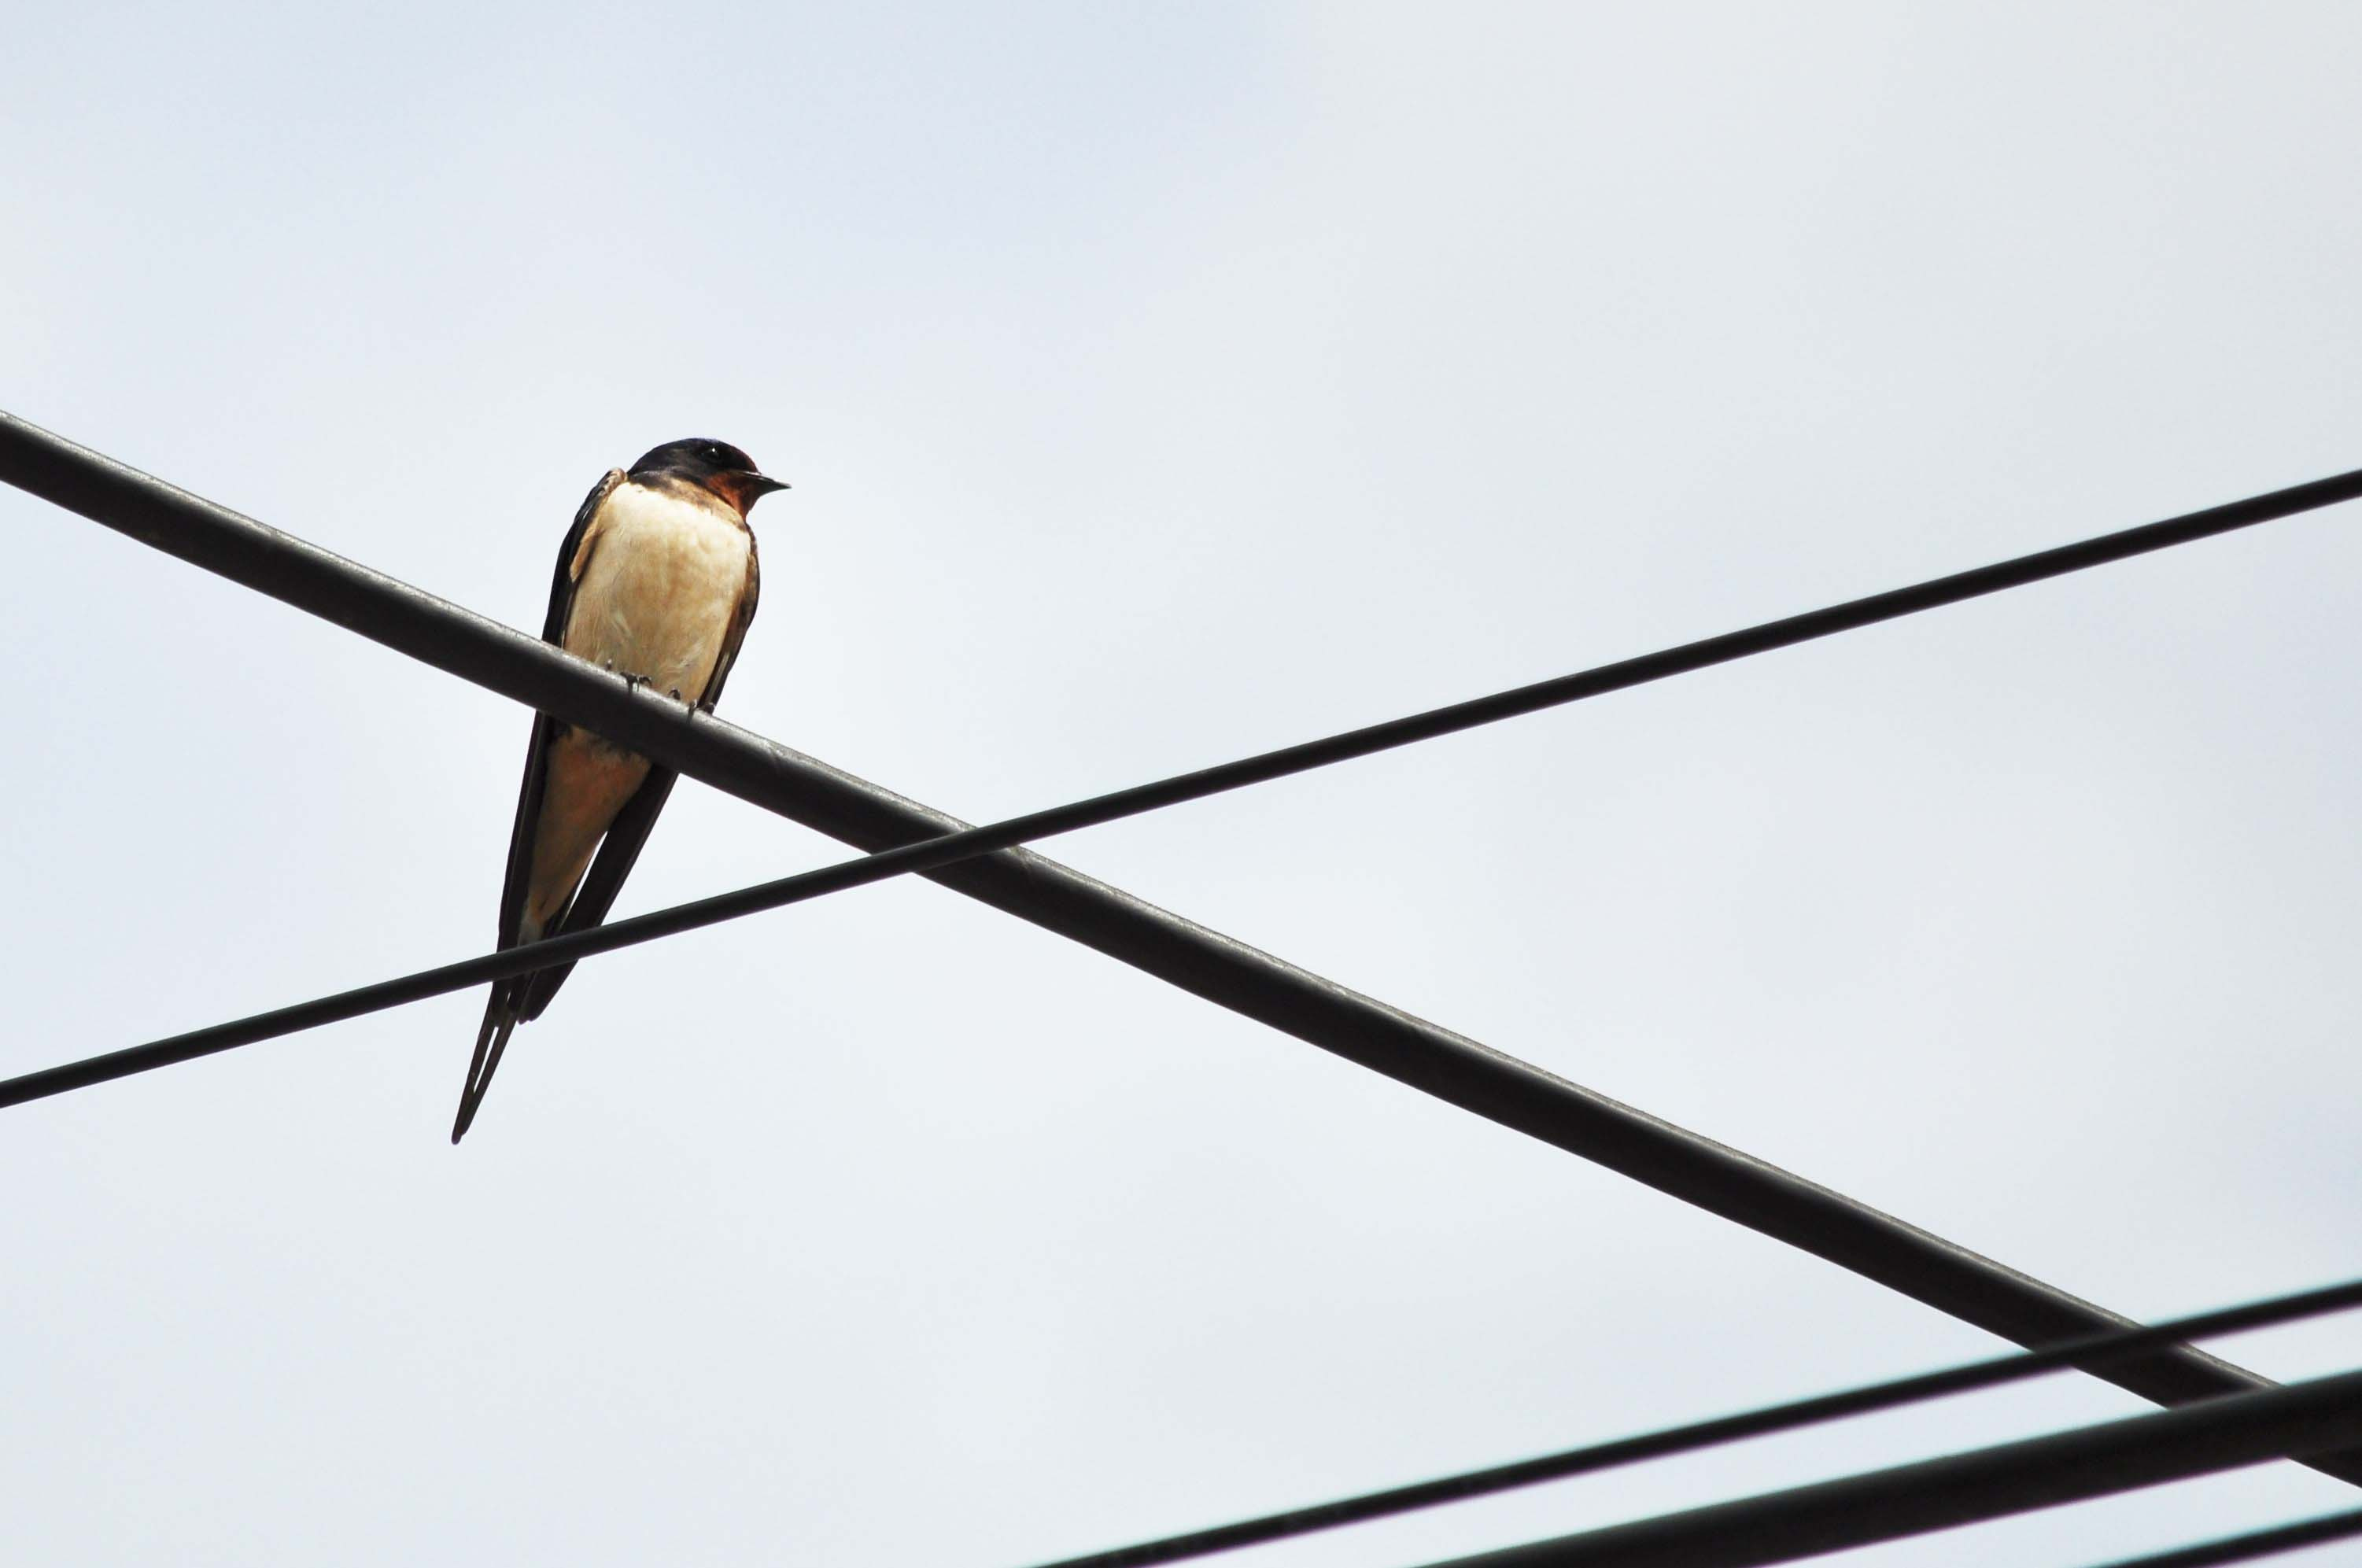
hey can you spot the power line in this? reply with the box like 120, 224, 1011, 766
1409, 1367, 2362, 1568
6, 413, 2357, 1098
1021, 1275, 2362, 1568
2085, 1506, 2362, 1567
6, 411, 2356, 1489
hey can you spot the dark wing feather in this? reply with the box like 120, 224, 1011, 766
512, 516, 759, 1020
512, 768, 678, 1021
700, 525, 760, 712
454, 467, 622, 1142
493, 467, 625, 959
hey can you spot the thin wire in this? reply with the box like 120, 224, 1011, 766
1017, 1275, 2362, 1568
1405, 1367, 2362, 1568
5, 456, 2356, 1110
2084, 1507, 2362, 1568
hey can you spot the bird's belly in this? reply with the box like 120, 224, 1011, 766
564, 492, 751, 700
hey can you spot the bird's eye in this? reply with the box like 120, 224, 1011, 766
705, 444, 726, 462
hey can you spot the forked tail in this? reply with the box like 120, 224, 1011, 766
451, 993, 521, 1144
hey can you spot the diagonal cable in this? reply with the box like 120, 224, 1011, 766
1018, 1275, 2362, 1568
1408, 1367, 2362, 1568
2083, 1506, 2362, 1568
6, 410, 2360, 1489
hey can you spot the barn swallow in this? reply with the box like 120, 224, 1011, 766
452, 438, 786, 1142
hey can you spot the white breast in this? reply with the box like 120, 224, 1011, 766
563, 482, 751, 701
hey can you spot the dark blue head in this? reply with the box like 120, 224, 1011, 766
629, 437, 788, 516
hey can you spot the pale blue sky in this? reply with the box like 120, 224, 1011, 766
6, 4, 2361, 1564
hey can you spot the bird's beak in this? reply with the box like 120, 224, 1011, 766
724, 470, 788, 512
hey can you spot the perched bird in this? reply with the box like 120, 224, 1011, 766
452, 438, 787, 1142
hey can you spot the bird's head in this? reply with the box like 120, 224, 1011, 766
630, 437, 789, 517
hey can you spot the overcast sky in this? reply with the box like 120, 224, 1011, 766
6, 4, 2362, 1564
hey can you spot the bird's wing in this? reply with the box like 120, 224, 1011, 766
700, 526, 761, 711
513, 522, 759, 1022
493, 466, 625, 954
511, 769, 677, 1023
454, 467, 622, 1142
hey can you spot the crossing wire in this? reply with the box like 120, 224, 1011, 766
2084, 1506, 2362, 1568
4, 410, 2357, 1105
1408, 1367, 2362, 1568
1022, 1275, 2362, 1568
